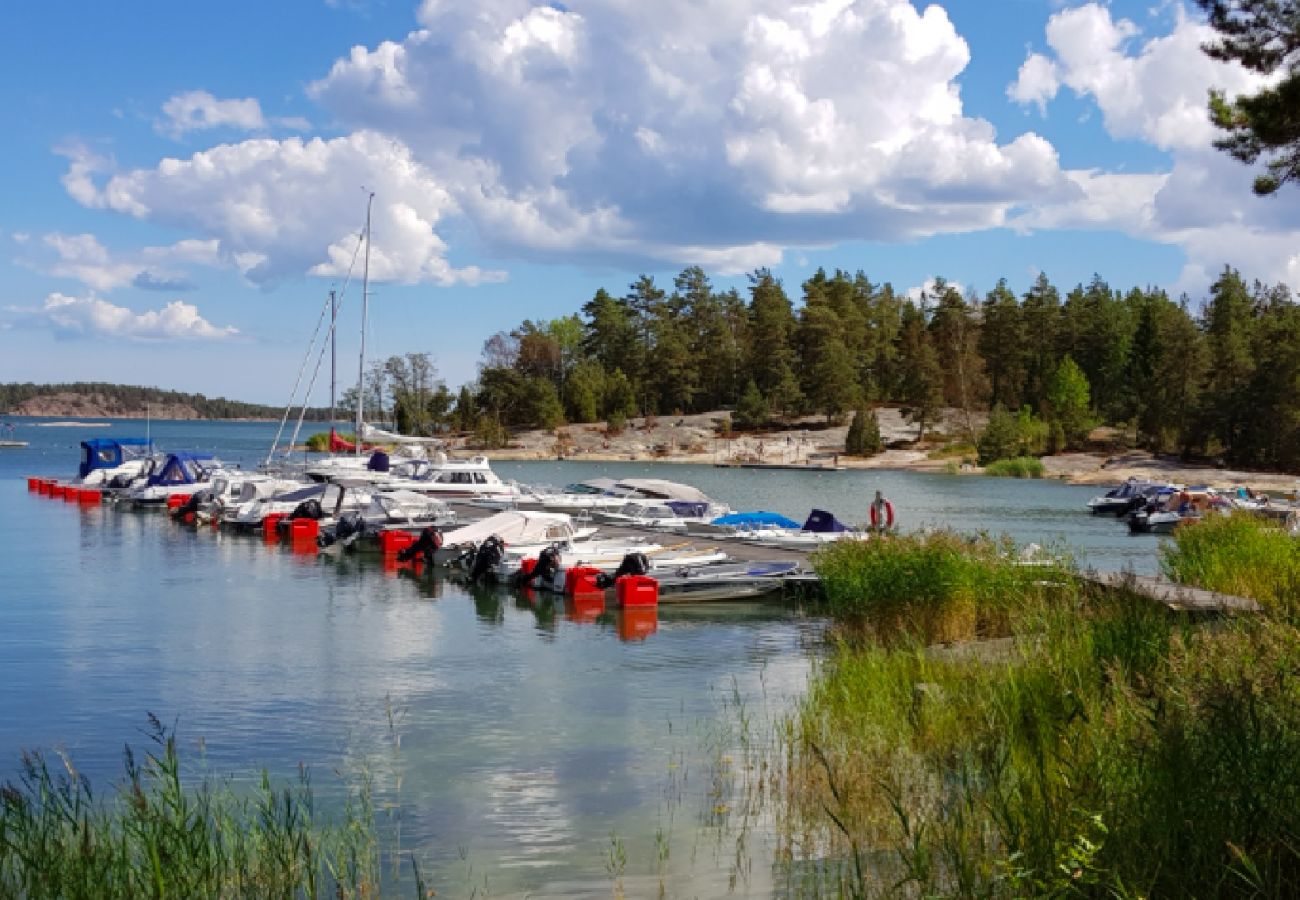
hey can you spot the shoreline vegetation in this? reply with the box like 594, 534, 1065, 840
784, 512, 1300, 896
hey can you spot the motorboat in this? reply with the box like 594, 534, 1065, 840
684, 511, 801, 538
593, 500, 717, 530
744, 510, 869, 548
1086, 478, 1173, 515
225, 481, 371, 530
125, 452, 222, 507
75, 437, 158, 486
320, 491, 459, 552
433, 510, 593, 564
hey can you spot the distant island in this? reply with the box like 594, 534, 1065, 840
0, 382, 330, 421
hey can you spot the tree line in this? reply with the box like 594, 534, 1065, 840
0, 382, 331, 421
439, 264, 1298, 472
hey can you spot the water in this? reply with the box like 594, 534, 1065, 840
0, 417, 1164, 896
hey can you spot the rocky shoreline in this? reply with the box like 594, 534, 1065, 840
445, 407, 1300, 493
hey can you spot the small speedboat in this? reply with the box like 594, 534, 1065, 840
744, 509, 868, 548
126, 452, 222, 507
1086, 478, 1172, 515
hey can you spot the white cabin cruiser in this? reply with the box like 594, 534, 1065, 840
432, 510, 592, 564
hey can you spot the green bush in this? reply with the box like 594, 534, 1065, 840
844, 407, 883, 456
983, 456, 1045, 478
1161, 511, 1300, 615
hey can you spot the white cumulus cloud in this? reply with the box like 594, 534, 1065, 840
158, 90, 267, 138
62, 133, 504, 286
17, 293, 239, 341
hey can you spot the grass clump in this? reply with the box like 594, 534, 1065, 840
813, 532, 1069, 645
0, 717, 390, 899
982, 456, 1045, 478
1161, 511, 1300, 614
786, 532, 1300, 897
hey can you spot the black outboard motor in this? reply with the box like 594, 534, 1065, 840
319, 510, 365, 548
289, 498, 325, 520
468, 535, 506, 583
596, 551, 650, 589
398, 526, 444, 564
513, 544, 562, 589
367, 450, 390, 473
175, 490, 209, 517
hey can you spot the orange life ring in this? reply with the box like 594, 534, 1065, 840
869, 499, 895, 529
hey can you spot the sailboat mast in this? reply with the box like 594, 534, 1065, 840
354, 192, 374, 456
328, 289, 337, 429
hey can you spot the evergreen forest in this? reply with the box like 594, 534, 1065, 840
447, 264, 1300, 473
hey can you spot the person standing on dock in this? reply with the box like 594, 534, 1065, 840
870, 489, 895, 534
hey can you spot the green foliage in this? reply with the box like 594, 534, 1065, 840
734, 379, 768, 430
983, 456, 1046, 478
457, 263, 1300, 474
1199, 0, 1300, 194
796, 535, 1300, 897
813, 532, 1066, 644
978, 404, 1047, 464
1046, 356, 1094, 449
0, 718, 382, 898
844, 407, 883, 456
1161, 511, 1300, 615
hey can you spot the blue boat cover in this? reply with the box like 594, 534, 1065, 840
79, 438, 153, 478
147, 452, 216, 486
710, 511, 800, 529
802, 509, 849, 533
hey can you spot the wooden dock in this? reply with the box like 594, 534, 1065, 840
1085, 571, 1260, 613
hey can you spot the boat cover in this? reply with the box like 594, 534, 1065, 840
802, 509, 849, 533
710, 511, 800, 529
79, 438, 153, 478
147, 452, 215, 486
666, 501, 709, 517
612, 478, 713, 503
439, 510, 576, 547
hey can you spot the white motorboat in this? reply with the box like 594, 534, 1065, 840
226, 481, 371, 529
594, 500, 718, 531
75, 438, 161, 487
743, 509, 868, 548
125, 452, 223, 507
433, 510, 591, 564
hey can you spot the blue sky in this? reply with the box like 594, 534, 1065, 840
0, 0, 1292, 404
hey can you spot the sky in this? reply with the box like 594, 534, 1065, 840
1, 0, 1294, 405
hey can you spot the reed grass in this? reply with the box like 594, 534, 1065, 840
812, 532, 1070, 645
1160, 511, 1300, 616
791, 536, 1300, 897
0, 716, 387, 899
982, 456, 1045, 478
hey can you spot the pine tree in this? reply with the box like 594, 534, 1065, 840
845, 407, 883, 456
898, 302, 943, 441
735, 379, 768, 430
1046, 356, 1094, 449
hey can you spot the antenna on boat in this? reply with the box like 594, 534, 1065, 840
146, 402, 151, 446
328, 288, 337, 431
355, 190, 374, 457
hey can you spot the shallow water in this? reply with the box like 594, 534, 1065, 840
0, 418, 1164, 896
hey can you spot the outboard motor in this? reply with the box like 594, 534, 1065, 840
319, 511, 365, 548
367, 450, 390, 473
468, 535, 506, 584
596, 551, 650, 589
513, 544, 563, 589
289, 498, 325, 520
175, 490, 209, 518
398, 526, 444, 564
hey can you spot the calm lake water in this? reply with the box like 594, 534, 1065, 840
0, 418, 1164, 896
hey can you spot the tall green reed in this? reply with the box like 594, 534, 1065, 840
0, 715, 385, 899
1161, 511, 1300, 615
